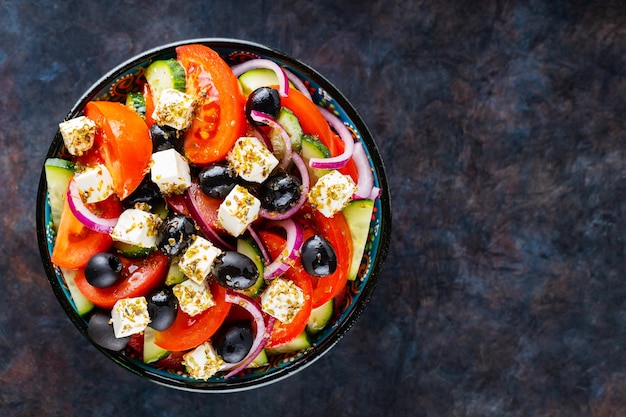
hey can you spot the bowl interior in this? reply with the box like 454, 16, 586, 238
36, 38, 391, 392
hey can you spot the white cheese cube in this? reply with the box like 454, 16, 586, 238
183, 341, 224, 380
111, 297, 151, 338
153, 88, 196, 131
227, 136, 279, 183
59, 116, 97, 156
150, 148, 191, 195
173, 279, 216, 317
73, 164, 115, 203
260, 278, 305, 324
307, 170, 357, 218
110, 208, 160, 248
178, 236, 223, 285
217, 185, 261, 237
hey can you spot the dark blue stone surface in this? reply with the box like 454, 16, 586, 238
1, 0, 625, 416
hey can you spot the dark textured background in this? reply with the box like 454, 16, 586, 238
1, 0, 625, 416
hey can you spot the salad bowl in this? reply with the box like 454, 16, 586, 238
36, 38, 391, 392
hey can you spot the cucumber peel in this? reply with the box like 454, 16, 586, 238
44, 158, 75, 230
145, 59, 186, 100
60, 267, 94, 316
342, 199, 375, 280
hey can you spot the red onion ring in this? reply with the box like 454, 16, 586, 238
249, 110, 292, 169
183, 186, 235, 251
259, 152, 310, 220
66, 179, 118, 234
247, 224, 271, 264
221, 291, 274, 378
352, 142, 375, 200
231, 59, 290, 97
308, 107, 355, 170
263, 218, 304, 280
369, 187, 381, 200
283, 68, 312, 101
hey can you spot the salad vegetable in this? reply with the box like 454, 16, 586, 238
46, 44, 380, 380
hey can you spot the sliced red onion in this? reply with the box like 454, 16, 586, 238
231, 59, 289, 97
369, 187, 381, 200
259, 152, 310, 220
251, 126, 273, 151
263, 218, 304, 280
352, 142, 375, 200
249, 110, 292, 169
309, 107, 355, 170
183, 187, 235, 251
247, 224, 271, 264
221, 292, 274, 378
66, 179, 118, 234
283, 68, 312, 101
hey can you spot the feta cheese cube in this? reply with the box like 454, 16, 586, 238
227, 136, 279, 183
217, 185, 261, 237
183, 341, 224, 380
153, 88, 196, 131
150, 148, 191, 195
110, 208, 160, 248
307, 170, 357, 218
58, 116, 97, 156
260, 278, 305, 324
111, 297, 151, 338
178, 236, 223, 284
173, 278, 216, 317
73, 164, 115, 203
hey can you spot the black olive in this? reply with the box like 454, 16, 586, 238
212, 251, 259, 290
85, 253, 123, 288
149, 124, 182, 152
122, 175, 165, 210
245, 87, 281, 125
156, 215, 196, 257
87, 310, 130, 351
301, 234, 338, 277
146, 287, 179, 331
259, 172, 302, 213
214, 321, 254, 363
198, 164, 238, 198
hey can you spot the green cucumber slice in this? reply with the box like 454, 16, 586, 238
270, 107, 303, 160
342, 199, 375, 280
112, 241, 156, 258
300, 134, 331, 184
266, 330, 311, 355
238, 68, 294, 96
143, 326, 170, 364
247, 349, 269, 368
44, 158, 75, 230
145, 59, 186, 100
165, 257, 186, 286
236, 236, 265, 298
125, 92, 146, 119
60, 268, 94, 316
306, 299, 333, 334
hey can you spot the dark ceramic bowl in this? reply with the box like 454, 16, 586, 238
36, 38, 391, 392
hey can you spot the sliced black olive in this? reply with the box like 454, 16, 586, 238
259, 172, 302, 213
156, 214, 196, 257
87, 310, 129, 351
214, 321, 254, 363
122, 175, 165, 210
301, 234, 338, 277
245, 87, 281, 125
146, 287, 178, 331
198, 164, 238, 199
85, 253, 123, 288
149, 124, 182, 152
212, 251, 259, 290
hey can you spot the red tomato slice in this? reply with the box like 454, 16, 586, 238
154, 280, 231, 351
260, 230, 313, 348
177, 44, 247, 165
84, 101, 152, 200
185, 182, 221, 230
142, 83, 156, 127
74, 251, 169, 309
51, 196, 121, 269
297, 204, 353, 308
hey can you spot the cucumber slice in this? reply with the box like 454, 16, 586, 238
342, 199, 375, 280
238, 68, 294, 96
125, 92, 146, 119
300, 134, 331, 184
247, 349, 269, 368
112, 241, 156, 259
306, 299, 334, 334
145, 59, 186, 100
236, 236, 265, 298
44, 158, 75, 230
266, 331, 311, 355
60, 268, 94, 316
270, 107, 303, 160
143, 326, 170, 364
165, 257, 186, 286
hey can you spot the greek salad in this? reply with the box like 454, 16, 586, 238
45, 44, 380, 380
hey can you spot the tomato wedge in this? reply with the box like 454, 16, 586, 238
51, 196, 120, 269
185, 182, 221, 230
74, 251, 169, 309
177, 44, 247, 165
260, 230, 313, 348
154, 280, 231, 351
84, 101, 152, 200
142, 83, 157, 127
